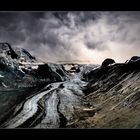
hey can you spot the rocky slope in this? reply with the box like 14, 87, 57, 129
67, 57, 140, 128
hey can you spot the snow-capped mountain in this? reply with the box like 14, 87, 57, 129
0, 42, 44, 73
0, 43, 69, 88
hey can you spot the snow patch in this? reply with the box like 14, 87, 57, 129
0, 74, 4, 78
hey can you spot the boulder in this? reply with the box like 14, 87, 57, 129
101, 58, 115, 67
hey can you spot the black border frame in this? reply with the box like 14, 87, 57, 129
0, 0, 140, 139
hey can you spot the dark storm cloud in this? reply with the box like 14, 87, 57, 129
0, 12, 45, 45
0, 11, 140, 64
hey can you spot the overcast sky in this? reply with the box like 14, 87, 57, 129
0, 11, 140, 64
